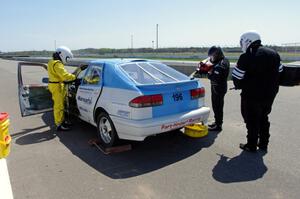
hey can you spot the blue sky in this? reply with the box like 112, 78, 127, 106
0, 0, 299, 51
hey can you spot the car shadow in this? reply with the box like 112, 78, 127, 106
15, 112, 220, 179
212, 151, 268, 183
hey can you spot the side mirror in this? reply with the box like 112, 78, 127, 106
42, 77, 49, 83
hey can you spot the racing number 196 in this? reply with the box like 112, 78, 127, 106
172, 92, 183, 102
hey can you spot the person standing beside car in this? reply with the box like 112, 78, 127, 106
198, 46, 229, 131
48, 46, 76, 131
232, 31, 283, 152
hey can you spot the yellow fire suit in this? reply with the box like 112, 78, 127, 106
47, 60, 76, 126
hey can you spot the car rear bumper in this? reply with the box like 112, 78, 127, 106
111, 106, 210, 141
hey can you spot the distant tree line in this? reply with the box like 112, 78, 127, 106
0, 46, 299, 58
74, 47, 241, 55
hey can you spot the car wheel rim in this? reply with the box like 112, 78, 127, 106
99, 117, 112, 144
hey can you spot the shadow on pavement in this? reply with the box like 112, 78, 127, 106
15, 112, 220, 179
13, 113, 57, 145
212, 151, 268, 183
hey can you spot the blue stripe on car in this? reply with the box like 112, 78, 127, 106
98, 61, 140, 91
138, 80, 201, 118
152, 90, 199, 118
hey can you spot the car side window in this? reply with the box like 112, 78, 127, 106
82, 65, 102, 86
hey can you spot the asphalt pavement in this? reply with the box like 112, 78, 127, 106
0, 58, 300, 199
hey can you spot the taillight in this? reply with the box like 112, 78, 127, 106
190, 87, 205, 99
129, 94, 163, 108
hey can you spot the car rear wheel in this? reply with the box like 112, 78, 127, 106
96, 112, 118, 147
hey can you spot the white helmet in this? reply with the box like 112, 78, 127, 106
240, 31, 261, 53
56, 46, 73, 64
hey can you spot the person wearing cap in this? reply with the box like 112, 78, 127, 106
232, 31, 283, 152
48, 46, 76, 131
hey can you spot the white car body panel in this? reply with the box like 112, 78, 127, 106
111, 107, 210, 141
96, 87, 153, 120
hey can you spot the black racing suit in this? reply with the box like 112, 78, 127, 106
208, 58, 230, 126
232, 45, 282, 148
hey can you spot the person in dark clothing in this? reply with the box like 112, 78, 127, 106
232, 31, 283, 152
198, 46, 230, 131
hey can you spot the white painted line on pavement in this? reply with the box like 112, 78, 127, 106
0, 159, 13, 199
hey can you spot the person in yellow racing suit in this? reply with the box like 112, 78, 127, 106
48, 46, 76, 131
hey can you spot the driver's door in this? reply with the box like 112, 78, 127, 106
76, 64, 104, 123
18, 62, 53, 117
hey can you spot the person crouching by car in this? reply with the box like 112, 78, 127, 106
48, 46, 76, 131
198, 46, 230, 131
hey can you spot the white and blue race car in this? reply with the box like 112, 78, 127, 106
18, 59, 210, 147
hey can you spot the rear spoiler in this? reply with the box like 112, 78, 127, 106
135, 80, 200, 91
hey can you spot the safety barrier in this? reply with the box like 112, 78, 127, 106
0, 113, 11, 159
6, 57, 300, 82
10, 57, 233, 77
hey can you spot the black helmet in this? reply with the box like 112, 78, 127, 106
208, 46, 224, 64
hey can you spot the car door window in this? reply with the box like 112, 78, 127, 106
77, 68, 88, 79
18, 62, 53, 117
82, 65, 102, 86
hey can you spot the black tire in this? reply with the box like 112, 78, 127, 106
96, 112, 118, 147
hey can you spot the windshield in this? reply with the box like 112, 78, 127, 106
120, 62, 190, 84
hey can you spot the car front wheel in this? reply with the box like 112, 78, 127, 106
96, 112, 118, 147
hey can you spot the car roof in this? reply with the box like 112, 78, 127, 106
89, 59, 159, 66
86, 58, 201, 92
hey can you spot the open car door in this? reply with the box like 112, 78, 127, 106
18, 62, 53, 117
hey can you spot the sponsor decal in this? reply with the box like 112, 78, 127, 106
79, 106, 89, 112
77, 96, 92, 105
117, 110, 130, 118
161, 117, 202, 131
79, 87, 95, 91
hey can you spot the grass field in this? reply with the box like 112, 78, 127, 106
1, 50, 299, 63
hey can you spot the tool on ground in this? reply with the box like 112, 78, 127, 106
0, 113, 11, 159
88, 138, 132, 155
184, 123, 208, 138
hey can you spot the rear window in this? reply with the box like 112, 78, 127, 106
120, 62, 190, 84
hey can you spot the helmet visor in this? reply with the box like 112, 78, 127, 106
66, 56, 71, 63
240, 39, 243, 48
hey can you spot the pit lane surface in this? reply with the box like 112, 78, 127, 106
0, 59, 300, 199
